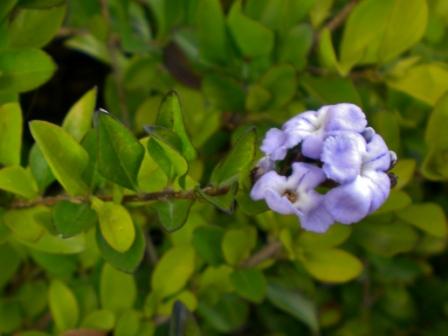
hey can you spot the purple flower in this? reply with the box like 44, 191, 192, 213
283, 104, 367, 159
321, 132, 366, 184
252, 103, 395, 233
251, 163, 334, 233
260, 128, 289, 161
322, 129, 395, 224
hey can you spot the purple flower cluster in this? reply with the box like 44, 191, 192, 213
251, 104, 396, 233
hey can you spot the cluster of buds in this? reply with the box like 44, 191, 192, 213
251, 104, 397, 233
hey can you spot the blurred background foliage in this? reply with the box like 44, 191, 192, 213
1, 0, 448, 335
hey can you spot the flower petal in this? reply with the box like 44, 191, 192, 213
257, 157, 274, 173
363, 133, 391, 171
283, 111, 321, 148
260, 128, 288, 160
299, 200, 335, 233
323, 103, 367, 133
324, 176, 371, 224
362, 170, 391, 212
250, 171, 287, 201
322, 132, 366, 183
301, 133, 325, 159
265, 190, 298, 215
291, 162, 326, 191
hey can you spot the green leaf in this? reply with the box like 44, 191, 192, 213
96, 220, 145, 273
230, 268, 267, 303
0, 243, 21, 290
301, 248, 363, 283
354, 220, 418, 257
0, 299, 22, 333
0, 49, 56, 93
425, 93, 448, 148
30, 251, 76, 278
0, 0, 17, 22
195, 0, 228, 63
0, 102, 22, 165
65, 33, 111, 64
301, 75, 361, 105
29, 120, 89, 195
387, 62, 448, 106
29, 143, 54, 192
221, 227, 256, 266
390, 159, 415, 190
375, 190, 412, 214
8, 4, 66, 48
317, 28, 340, 72
147, 136, 188, 183
258, 65, 297, 109
246, 85, 271, 112
266, 283, 319, 333
22, 232, 86, 254
298, 224, 351, 250
154, 199, 194, 232
309, 0, 333, 27
18, 0, 65, 8
279, 24, 313, 70
422, 146, 448, 181
192, 225, 224, 265
156, 90, 196, 162
246, 0, 315, 33
62, 87, 97, 141
3, 206, 47, 241
202, 74, 245, 112
227, 0, 274, 58
53, 201, 97, 238
18, 279, 48, 318
100, 263, 136, 312
97, 111, 144, 190
211, 128, 256, 187
0, 166, 38, 199
152, 245, 195, 297
115, 309, 141, 336
377, 0, 428, 63
81, 309, 115, 331
196, 182, 237, 214
49, 279, 79, 332
197, 294, 248, 333
92, 198, 135, 253
340, 0, 427, 72
397, 203, 447, 238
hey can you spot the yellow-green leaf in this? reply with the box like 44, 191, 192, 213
62, 87, 97, 141
49, 280, 79, 332
301, 248, 363, 283
397, 203, 447, 238
92, 198, 135, 253
100, 263, 136, 312
152, 245, 195, 297
387, 62, 448, 106
0, 102, 22, 165
0, 166, 38, 199
0, 49, 56, 93
29, 120, 89, 195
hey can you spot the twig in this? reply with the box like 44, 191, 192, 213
241, 240, 283, 268
9, 186, 229, 209
325, 0, 359, 32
